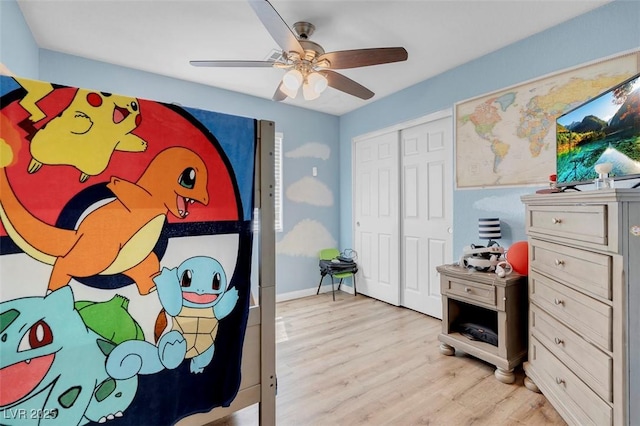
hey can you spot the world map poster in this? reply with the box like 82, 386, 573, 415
455, 51, 639, 188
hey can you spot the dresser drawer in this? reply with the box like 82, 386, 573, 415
530, 239, 611, 300
527, 204, 607, 246
442, 277, 496, 308
531, 305, 612, 402
529, 337, 612, 426
530, 272, 612, 351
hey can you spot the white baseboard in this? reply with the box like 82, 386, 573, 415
276, 283, 354, 303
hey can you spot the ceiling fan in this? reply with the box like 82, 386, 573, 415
190, 0, 408, 102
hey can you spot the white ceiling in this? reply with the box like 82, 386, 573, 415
17, 0, 611, 116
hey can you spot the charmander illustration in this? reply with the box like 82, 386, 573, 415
0, 143, 209, 295
17, 77, 147, 183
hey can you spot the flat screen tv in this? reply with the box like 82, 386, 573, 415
556, 72, 640, 188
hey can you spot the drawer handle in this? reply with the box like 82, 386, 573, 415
555, 377, 566, 385
465, 287, 472, 293
554, 337, 564, 345
551, 217, 562, 224
554, 259, 565, 266
554, 298, 565, 306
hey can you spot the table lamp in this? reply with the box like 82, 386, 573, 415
478, 217, 501, 247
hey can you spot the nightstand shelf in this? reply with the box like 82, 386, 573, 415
436, 264, 528, 384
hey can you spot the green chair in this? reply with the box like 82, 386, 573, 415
316, 248, 357, 301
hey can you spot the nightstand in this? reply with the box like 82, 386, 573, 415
436, 264, 528, 384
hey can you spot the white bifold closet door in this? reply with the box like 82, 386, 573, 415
354, 112, 453, 319
354, 131, 401, 306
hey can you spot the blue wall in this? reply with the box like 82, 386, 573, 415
0, 0, 38, 77
339, 0, 640, 259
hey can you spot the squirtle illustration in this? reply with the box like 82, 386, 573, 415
153, 256, 239, 374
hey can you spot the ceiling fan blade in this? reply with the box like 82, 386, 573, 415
318, 47, 408, 69
190, 60, 276, 68
248, 0, 304, 54
322, 70, 374, 100
272, 83, 287, 101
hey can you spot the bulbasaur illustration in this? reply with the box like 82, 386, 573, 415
153, 256, 239, 374
0, 288, 141, 425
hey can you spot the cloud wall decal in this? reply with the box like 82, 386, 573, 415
286, 176, 333, 206
276, 219, 336, 257
473, 193, 527, 220
285, 142, 330, 160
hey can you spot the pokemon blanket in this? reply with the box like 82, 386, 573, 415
0, 75, 256, 425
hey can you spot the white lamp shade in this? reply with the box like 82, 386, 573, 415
302, 72, 328, 100
308, 72, 328, 93
282, 69, 303, 91
302, 82, 320, 100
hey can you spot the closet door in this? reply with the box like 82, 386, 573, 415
400, 117, 453, 319
353, 131, 400, 306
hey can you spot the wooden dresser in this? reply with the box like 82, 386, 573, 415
521, 189, 640, 426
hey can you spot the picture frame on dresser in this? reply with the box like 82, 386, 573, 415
521, 189, 640, 426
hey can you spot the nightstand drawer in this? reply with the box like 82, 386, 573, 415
527, 204, 607, 246
530, 272, 611, 351
529, 337, 612, 426
531, 305, 612, 402
530, 239, 611, 300
443, 277, 496, 308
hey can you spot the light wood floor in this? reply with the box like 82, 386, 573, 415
210, 292, 566, 426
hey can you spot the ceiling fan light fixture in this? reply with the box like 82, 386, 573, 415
302, 72, 328, 100
282, 69, 303, 91
190, 1, 408, 103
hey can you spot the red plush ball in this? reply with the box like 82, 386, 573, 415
506, 241, 529, 275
